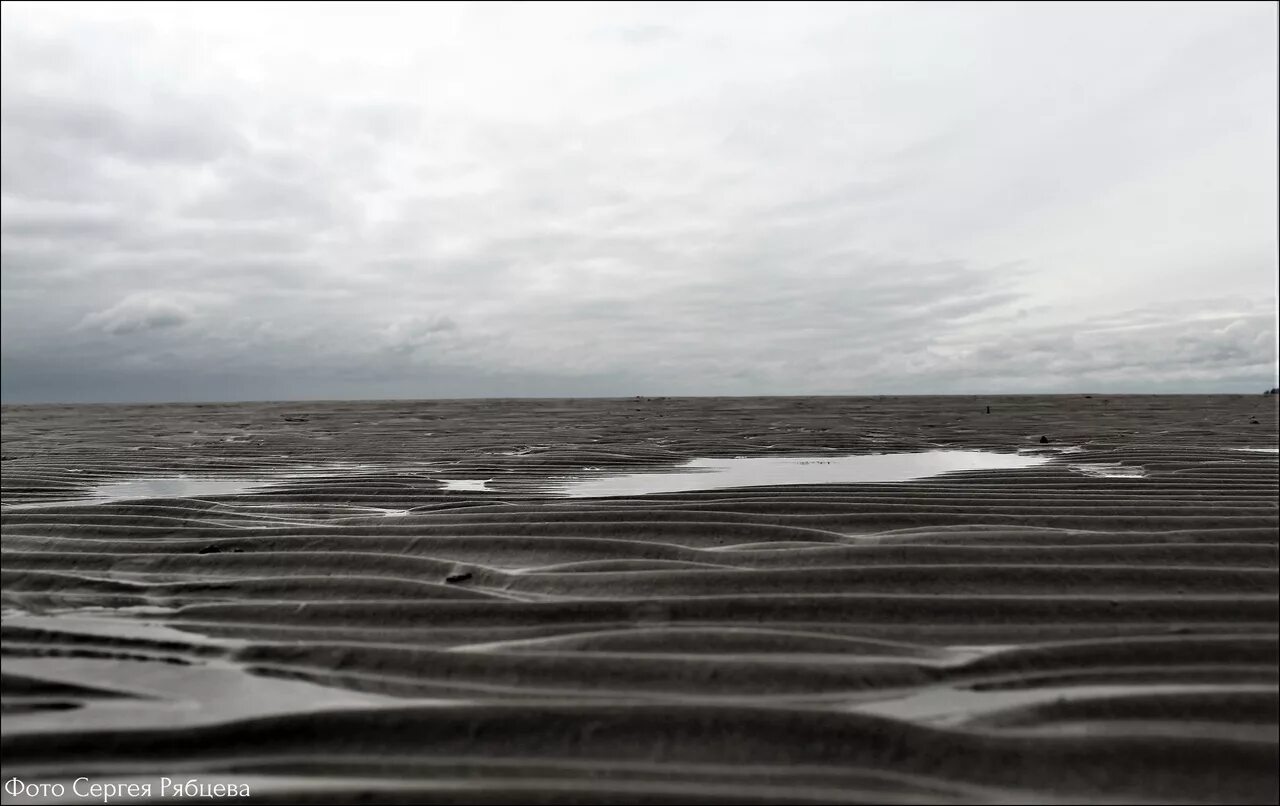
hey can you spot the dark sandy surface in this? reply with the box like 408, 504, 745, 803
1, 395, 1277, 804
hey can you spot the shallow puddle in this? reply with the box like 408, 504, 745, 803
93, 477, 275, 500
1, 462, 426, 510
549, 451, 1048, 498
2, 476, 279, 509
0, 656, 444, 736
847, 682, 1268, 727
1, 611, 469, 737
440, 479, 494, 492
1067, 463, 1148, 478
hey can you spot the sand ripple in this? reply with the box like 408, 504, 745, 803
2, 395, 1277, 803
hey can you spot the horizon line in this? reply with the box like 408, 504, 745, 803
5, 390, 1280, 407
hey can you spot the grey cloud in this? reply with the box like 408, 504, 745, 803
1, 90, 243, 165
921, 307, 1278, 391
1, 2, 1276, 403
613, 24, 677, 46
381, 315, 462, 357
78, 293, 195, 336
1, 202, 128, 241
182, 152, 345, 225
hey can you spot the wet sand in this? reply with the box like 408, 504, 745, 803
1, 395, 1277, 803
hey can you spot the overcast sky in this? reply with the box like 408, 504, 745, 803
2, 1, 1277, 403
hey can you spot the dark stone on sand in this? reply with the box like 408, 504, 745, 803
445, 572, 473, 584
1039, 436, 1050, 443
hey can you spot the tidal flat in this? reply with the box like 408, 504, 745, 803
2, 395, 1277, 804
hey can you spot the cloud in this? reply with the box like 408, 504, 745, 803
78, 293, 196, 336
380, 315, 461, 357
1, 201, 128, 241
1, 1, 1276, 402
611, 24, 676, 46
1, 90, 242, 166
919, 302, 1278, 392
